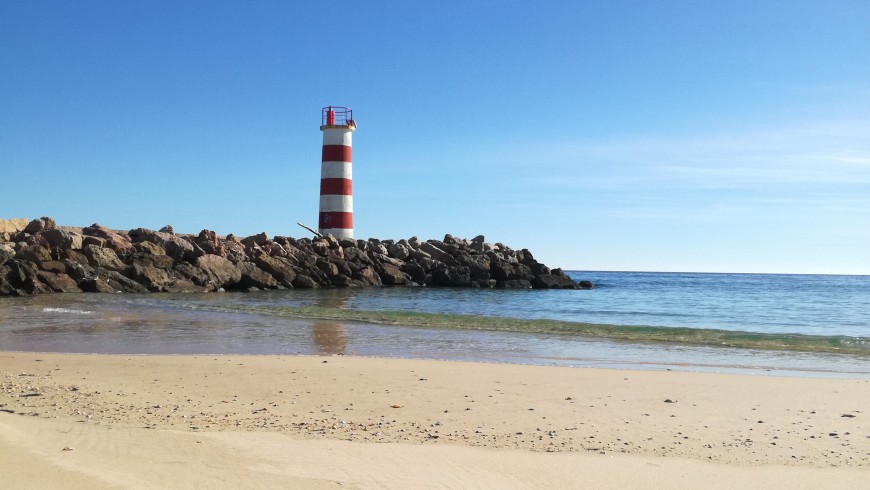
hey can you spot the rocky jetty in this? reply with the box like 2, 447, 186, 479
0, 217, 592, 296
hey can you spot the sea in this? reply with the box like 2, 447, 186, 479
1, 272, 868, 378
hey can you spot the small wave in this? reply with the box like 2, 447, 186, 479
201, 304, 870, 357
42, 307, 93, 315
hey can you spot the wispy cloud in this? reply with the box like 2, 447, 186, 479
500, 119, 870, 189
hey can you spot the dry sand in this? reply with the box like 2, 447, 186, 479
1, 351, 868, 488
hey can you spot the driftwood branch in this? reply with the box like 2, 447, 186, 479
296, 222, 322, 238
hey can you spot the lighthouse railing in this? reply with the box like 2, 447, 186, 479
322, 106, 353, 127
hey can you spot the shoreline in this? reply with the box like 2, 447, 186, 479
2, 351, 868, 487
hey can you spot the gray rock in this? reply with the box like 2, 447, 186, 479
241, 232, 270, 247
82, 224, 133, 253
419, 242, 459, 266
531, 274, 578, 289
432, 266, 471, 287
387, 243, 410, 260
496, 279, 532, 289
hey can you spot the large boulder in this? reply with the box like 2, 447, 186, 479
352, 265, 382, 286
38, 229, 83, 251
83, 244, 127, 272
78, 277, 117, 293
173, 263, 212, 287
82, 224, 133, 253
291, 274, 319, 289
531, 274, 578, 289
254, 255, 296, 286
131, 263, 172, 291
6, 260, 51, 294
194, 230, 224, 256
496, 279, 532, 289
63, 259, 95, 284
17, 245, 52, 265
223, 239, 247, 264
23, 217, 57, 234
195, 254, 242, 288
387, 243, 410, 260
236, 263, 279, 289
36, 271, 81, 293
134, 241, 166, 256
241, 232, 270, 247
377, 263, 410, 285
432, 266, 472, 287
129, 228, 198, 262
0, 243, 16, 265
419, 242, 459, 266
95, 269, 149, 293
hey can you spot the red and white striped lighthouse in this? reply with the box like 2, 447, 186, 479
319, 106, 356, 239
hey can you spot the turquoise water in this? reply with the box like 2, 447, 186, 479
0, 272, 868, 377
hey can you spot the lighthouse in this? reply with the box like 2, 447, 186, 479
319, 106, 356, 239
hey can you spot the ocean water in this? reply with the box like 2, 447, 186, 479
0, 272, 868, 377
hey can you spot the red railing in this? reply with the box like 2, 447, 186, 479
322, 106, 354, 127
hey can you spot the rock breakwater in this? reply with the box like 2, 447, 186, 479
0, 217, 591, 296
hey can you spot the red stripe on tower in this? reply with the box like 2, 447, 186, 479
318, 106, 356, 239
322, 145, 352, 162
320, 178, 352, 195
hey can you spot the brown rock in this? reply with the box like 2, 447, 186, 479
23, 217, 57, 234
79, 277, 116, 293
241, 232, 270, 247
82, 236, 106, 248
237, 263, 279, 289
194, 230, 224, 256
38, 260, 66, 274
291, 274, 319, 289
132, 263, 171, 291
0, 243, 16, 265
96, 269, 148, 293
0, 218, 28, 234
17, 245, 52, 265
134, 241, 166, 256
37, 229, 83, 250
83, 245, 127, 272
378, 263, 410, 285
254, 255, 297, 286
173, 263, 212, 286
353, 266, 383, 286
36, 271, 81, 292
82, 224, 133, 253
195, 254, 242, 288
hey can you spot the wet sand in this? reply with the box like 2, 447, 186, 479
1, 352, 868, 488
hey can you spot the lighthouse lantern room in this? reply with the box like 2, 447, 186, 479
319, 106, 356, 239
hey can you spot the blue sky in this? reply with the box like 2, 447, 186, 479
2, 1, 868, 274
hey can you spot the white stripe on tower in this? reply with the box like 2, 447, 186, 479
319, 107, 356, 239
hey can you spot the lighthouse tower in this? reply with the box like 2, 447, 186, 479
319, 106, 356, 239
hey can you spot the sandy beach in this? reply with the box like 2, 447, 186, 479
1, 351, 868, 488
